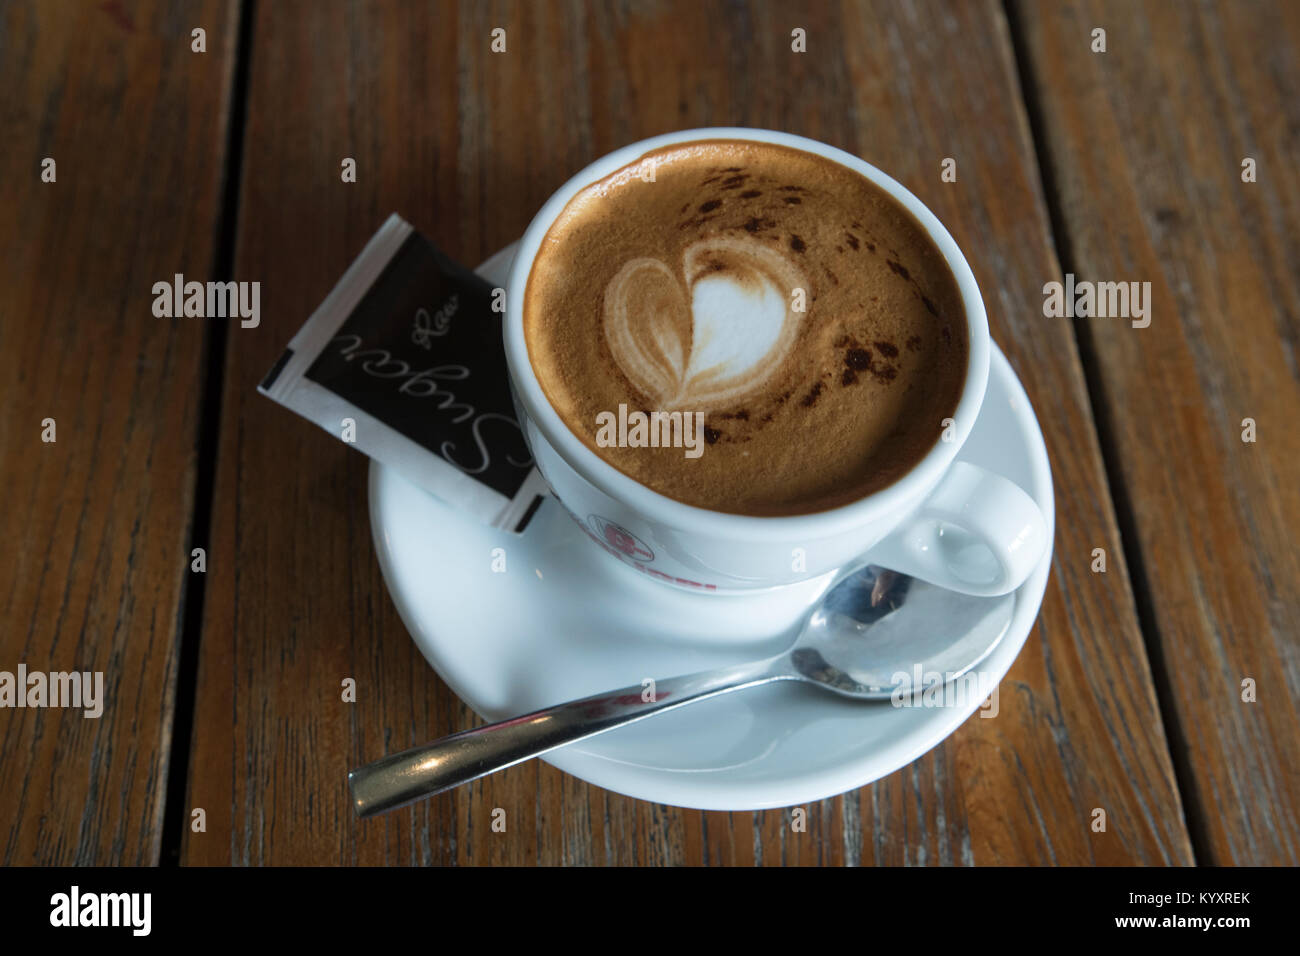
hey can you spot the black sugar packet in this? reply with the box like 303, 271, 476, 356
259, 214, 549, 532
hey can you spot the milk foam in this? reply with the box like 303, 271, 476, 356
603, 236, 808, 409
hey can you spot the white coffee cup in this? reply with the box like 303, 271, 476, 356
503, 128, 1047, 595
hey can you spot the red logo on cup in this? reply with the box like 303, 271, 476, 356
587, 515, 653, 562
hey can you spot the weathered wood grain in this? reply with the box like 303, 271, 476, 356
181, 0, 1191, 864
0, 0, 238, 864
1012, 0, 1300, 864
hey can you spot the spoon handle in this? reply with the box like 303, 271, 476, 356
349, 656, 786, 817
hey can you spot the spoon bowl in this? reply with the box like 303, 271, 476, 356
792, 567, 1014, 699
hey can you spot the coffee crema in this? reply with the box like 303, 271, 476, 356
523, 139, 969, 516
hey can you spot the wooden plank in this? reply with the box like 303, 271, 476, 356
182, 0, 1190, 864
0, 0, 239, 864
1011, 0, 1300, 864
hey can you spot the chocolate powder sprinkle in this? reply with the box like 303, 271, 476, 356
845, 347, 872, 370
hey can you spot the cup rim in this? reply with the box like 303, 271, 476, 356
504, 127, 990, 539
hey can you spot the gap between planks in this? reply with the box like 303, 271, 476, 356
1000, 0, 1206, 865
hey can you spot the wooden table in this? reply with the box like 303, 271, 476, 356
2, 0, 1295, 866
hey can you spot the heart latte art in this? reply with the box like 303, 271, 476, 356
524, 139, 969, 516
603, 237, 809, 410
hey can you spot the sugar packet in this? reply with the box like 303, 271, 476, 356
259, 214, 548, 532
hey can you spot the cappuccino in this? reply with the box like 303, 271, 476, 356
524, 139, 968, 515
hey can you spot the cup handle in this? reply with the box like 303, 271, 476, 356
866, 462, 1047, 596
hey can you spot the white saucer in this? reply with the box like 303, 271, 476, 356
367, 243, 1055, 811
